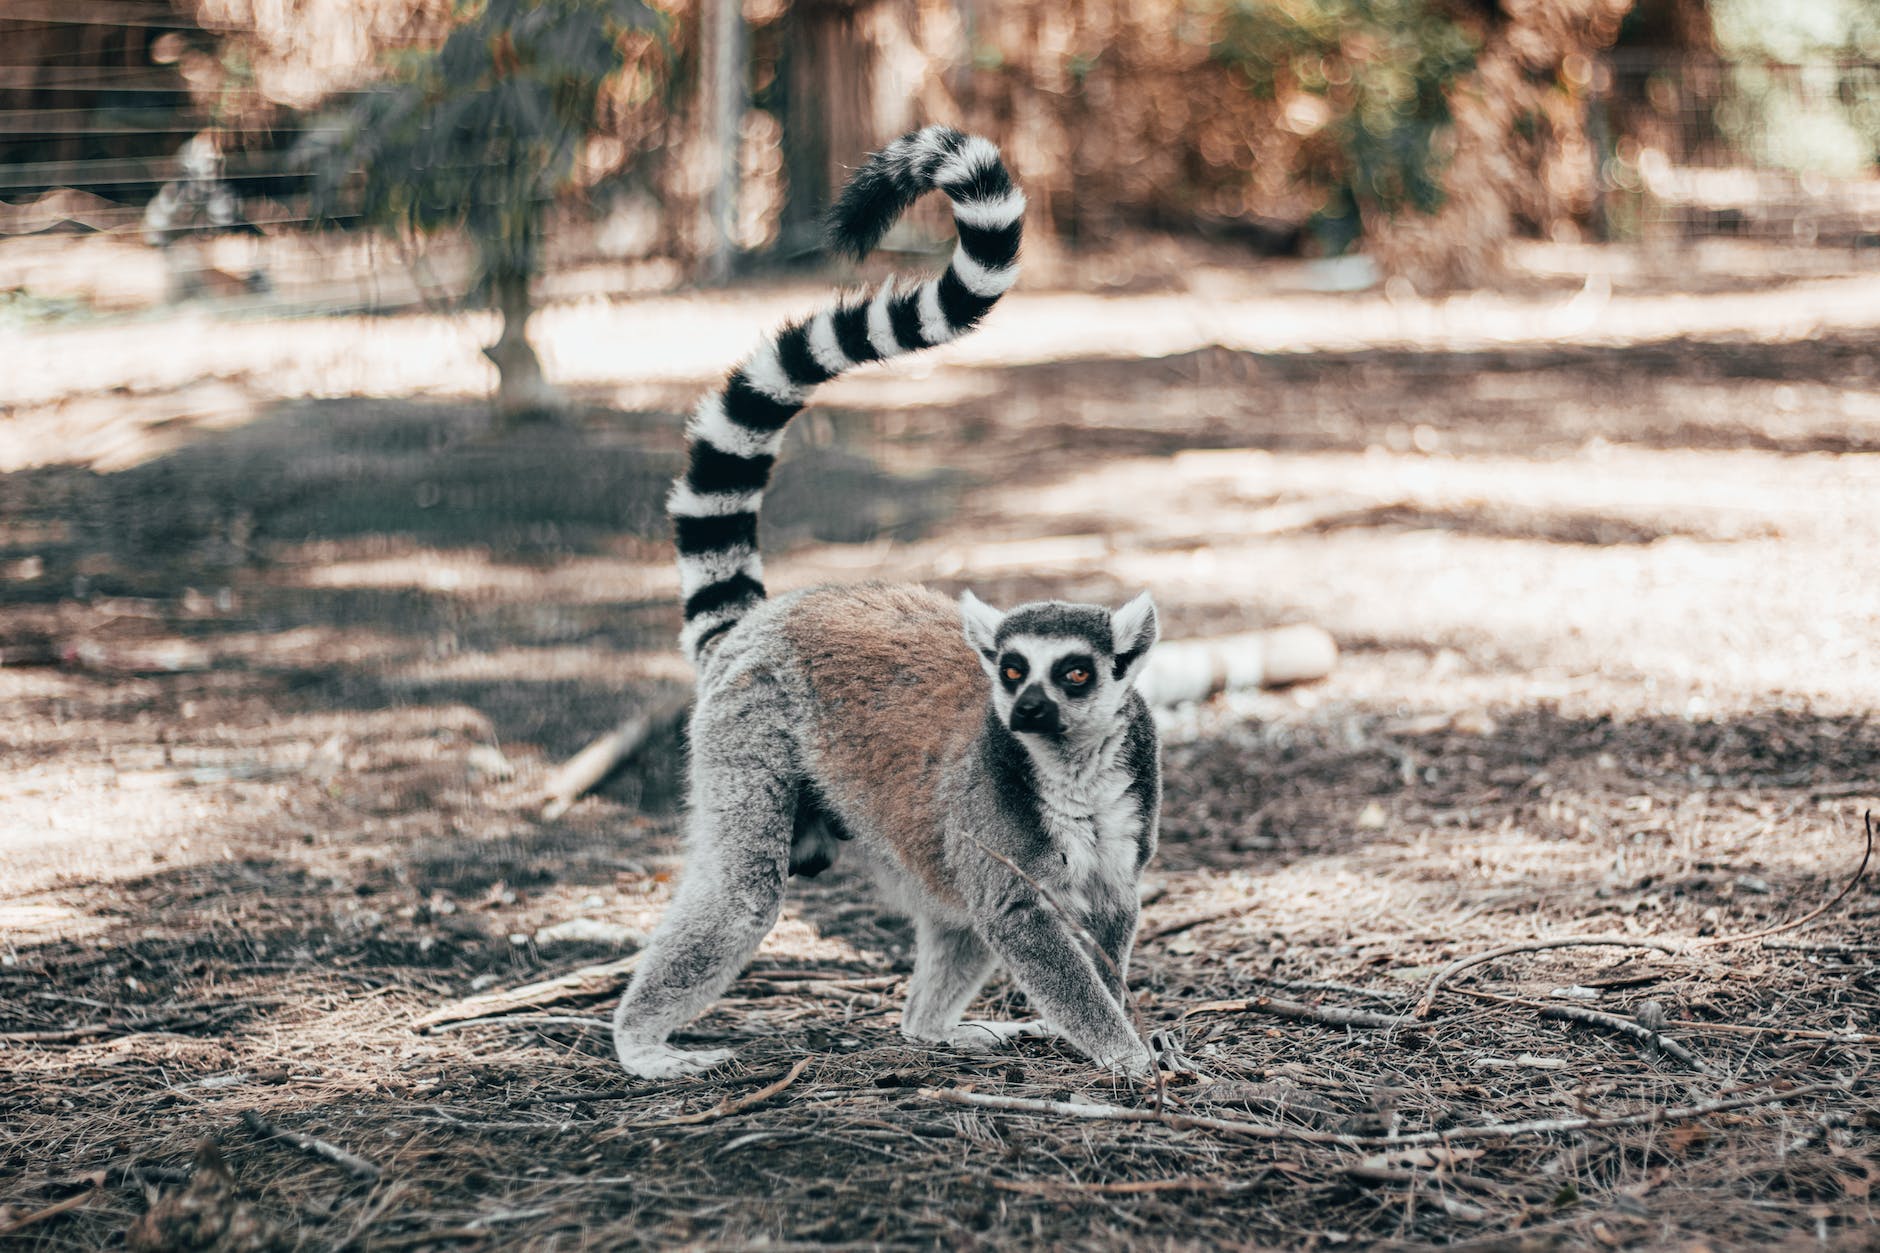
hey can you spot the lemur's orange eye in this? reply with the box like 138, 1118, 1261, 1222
1064, 668, 1090, 685
1003, 666, 1023, 683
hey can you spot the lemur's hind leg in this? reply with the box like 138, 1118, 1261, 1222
788, 784, 850, 879
900, 914, 1056, 1053
900, 916, 996, 1045
613, 735, 794, 1080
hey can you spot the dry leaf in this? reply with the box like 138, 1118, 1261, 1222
1666, 1123, 1710, 1156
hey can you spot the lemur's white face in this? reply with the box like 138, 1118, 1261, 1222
960, 591, 1159, 746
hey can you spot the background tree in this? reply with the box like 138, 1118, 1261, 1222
1365, 0, 1637, 288
1215, 0, 1481, 258
309, 0, 666, 424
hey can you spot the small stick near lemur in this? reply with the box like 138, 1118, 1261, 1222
613, 127, 1162, 1080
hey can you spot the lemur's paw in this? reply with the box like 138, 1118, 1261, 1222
1102, 1044, 1158, 1079
616, 1043, 736, 1079
1145, 1029, 1201, 1078
947, 1020, 1053, 1051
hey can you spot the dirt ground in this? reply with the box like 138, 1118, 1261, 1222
2, 242, 1879, 1250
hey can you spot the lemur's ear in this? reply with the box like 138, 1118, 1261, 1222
959, 590, 1003, 665
1110, 591, 1159, 684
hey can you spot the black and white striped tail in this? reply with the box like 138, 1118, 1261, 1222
670, 126, 1025, 662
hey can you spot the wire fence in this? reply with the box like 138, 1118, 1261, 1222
2, 36, 1877, 326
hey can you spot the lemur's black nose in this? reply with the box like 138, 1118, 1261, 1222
1010, 685, 1060, 734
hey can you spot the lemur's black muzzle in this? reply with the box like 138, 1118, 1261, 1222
1009, 685, 1061, 735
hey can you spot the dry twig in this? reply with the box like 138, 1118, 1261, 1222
426, 1014, 609, 1034
612, 1056, 815, 1134
0, 1188, 99, 1239
1182, 996, 1422, 1031
1412, 936, 1686, 1018
1142, 904, 1248, 942
414, 956, 641, 1032
240, 1110, 384, 1183
1449, 986, 1880, 1045
1693, 810, 1873, 949
1342, 1167, 1491, 1220
992, 1176, 1254, 1196
1537, 1002, 1719, 1077
0, 1011, 221, 1044
1762, 938, 1880, 955
1413, 814, 1871, 1019
921, 1078, 1847, 1148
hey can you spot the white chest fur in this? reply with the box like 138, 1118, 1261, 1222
1029, 732, 1141, 912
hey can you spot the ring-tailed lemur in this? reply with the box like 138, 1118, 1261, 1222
613, 126, 1162, 1080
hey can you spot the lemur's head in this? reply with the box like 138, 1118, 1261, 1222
960, 591, 1159, 744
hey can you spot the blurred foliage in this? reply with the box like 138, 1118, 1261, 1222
307, 0, 668, 278
1214, 0, 1479, 253
1710, 0, 1880, 177
921, 0, 1622, 285
917, 1, 1349, 249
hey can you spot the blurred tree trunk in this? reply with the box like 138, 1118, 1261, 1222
698, 0, 746, 283
777, 1, 881, 256
1374, 0, 1639, 289
772, 0, 922, 258
482, 255, 559, 425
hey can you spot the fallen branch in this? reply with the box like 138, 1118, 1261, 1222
239, 1111, 383, 1182
0, 1187, 98, 1239
920, 1078, 1846, 1149
1538, 1003, 1719, 1077
1136, 625, 1339, 706
413, 955, 641, 1032
1693, 810, 1873, 950
1344, 1163, 1504, 1196
1470, 1054, 1567, 1072
1182, 996, 1423, 1031
48, 1164, 191, 1191
1413, 937, 1686, 1019
540, 694, 690, 821
620, 1055, 814, 1132
510, 1066, 785, 1106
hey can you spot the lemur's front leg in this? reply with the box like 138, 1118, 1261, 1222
1085, 898, 1140, 1008
966, 862, 1153, 1077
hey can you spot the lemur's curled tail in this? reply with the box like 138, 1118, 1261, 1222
670, 126, 1024, 661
